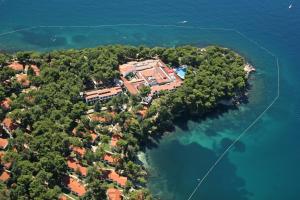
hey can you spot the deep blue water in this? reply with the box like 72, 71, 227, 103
0, 1, 300, 200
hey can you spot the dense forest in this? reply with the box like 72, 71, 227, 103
0, 45, 247, 200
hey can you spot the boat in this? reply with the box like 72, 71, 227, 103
289, 3, 293, 9
178, 20, 188, 24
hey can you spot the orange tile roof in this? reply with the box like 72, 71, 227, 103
121, 77, 139, 95
0, 98, 12, 110
120, 59, 183, 96
107, 188, 122, 200
63, 176, 86, 197
111, 135, 121, 147
90, 133, 98, 143
58, 194, 68, 200
0, 152, 12, 169
67, 158, 87, 176
108, 170, 127, 187
0, 138, 8, 150
137, 107, 148, 118
72, 147, 86, 157
16, 74, 30, 87
0, 170, 10, 182
84, 86, 122, 100
103, 153, 118, 165
2, 117, 17, 132
9, 61, 23, 71
119, 63, 135, 76
150, 80, 182, 95
30, 65, 40, 76
71, 128, 85, 137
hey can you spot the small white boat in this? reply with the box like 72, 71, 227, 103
289, 3, 293, 9
178, 20, 188, 24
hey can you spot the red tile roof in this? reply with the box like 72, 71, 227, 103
111, 135, 121, 147
0, 138, 9, 150
0, 152, 12, 169
16, 74, 30, 87
0, 98, 12, 110
108, 170, 127, 187
103, 153, 118, 165
90, 133, 98, 143
137, 107, 148, 118
107, 188, 122, 200
84, 87, 122, 100
9, 61, 23, 71
121, 77, 139, 95
0, 170, 10, 182
30, 65, 40, 76
67, 158, 87, 176
2, 117, 17, 132
63, 176, 86, 197
119, 59, 183, 96
58, 194, 68, 200
72, 147, 86, 157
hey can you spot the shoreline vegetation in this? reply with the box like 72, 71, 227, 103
0, 45, 254, 200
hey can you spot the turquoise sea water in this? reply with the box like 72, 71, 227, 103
0, 1, 300, 200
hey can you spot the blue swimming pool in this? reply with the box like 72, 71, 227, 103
175, 66, 187, 79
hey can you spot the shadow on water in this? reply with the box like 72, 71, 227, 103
142, 102, 244, 151
148, 140, 252, 200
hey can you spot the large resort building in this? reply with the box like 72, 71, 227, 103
82, 59, 183, 105
119, 59, 183, 96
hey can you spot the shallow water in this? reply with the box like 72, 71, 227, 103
1, 0, 300, 199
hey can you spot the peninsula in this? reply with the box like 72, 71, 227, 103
0, 45, 252, 200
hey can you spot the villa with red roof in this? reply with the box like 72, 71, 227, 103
0, 152, 12, 169
0, 138, 8, 150
107, 188, 122, 200
107, 170, 128, 187
0, 170, 10, 182
58, 194, 69, 200
16, 74, 30, 87
8, 61, 23, 71
103, 153, 119, 165
111, 134, 121, 147
119, 59, 183, 96
0, 98, 12, 110
1, 117, 17, 134
63, 176, 86, 197
30, 64, 40, 76
72, 146, 86, 158
67, 157, 87, 177
72, 128, 98, 144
